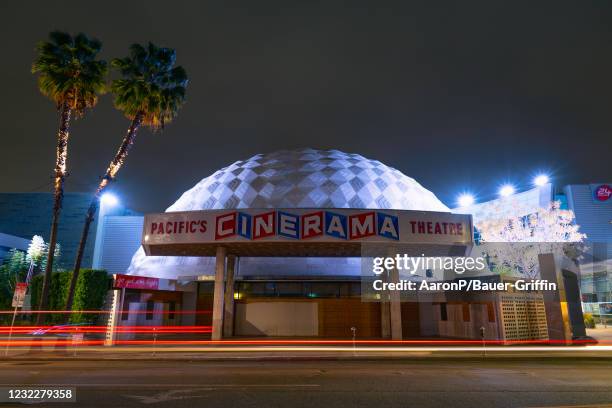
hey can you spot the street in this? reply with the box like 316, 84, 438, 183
0, 359, 610, 407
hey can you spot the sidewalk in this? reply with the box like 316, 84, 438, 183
587, 325, 612, 341
3, 344, 612, 361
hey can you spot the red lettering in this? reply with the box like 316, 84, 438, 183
410, 221, 417, 233
215, 212, 237, 240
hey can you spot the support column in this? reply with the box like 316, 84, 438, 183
104, 288, 122, 346
223, 255, 236, 337
389, 266, 403, 340
381, 301, 391, 338
539, 253, 572, 342
212, 246, 226, 341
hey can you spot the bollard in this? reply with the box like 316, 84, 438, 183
480, 326, 486, 358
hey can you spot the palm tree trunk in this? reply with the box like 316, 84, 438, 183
65, 112, 144, 314
36, 102, 72, 325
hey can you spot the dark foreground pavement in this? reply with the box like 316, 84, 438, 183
0, 358, 610, 407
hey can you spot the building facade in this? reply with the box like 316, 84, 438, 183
564, 183, 612, 305
99, 149, 585, 343
0, 192, 139, 269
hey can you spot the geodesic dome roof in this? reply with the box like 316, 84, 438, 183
126, 148, 449, 278
166, 148, 449, 212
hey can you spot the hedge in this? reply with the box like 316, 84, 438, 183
30, 269, 111, 324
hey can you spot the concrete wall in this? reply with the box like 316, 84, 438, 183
435, 303, 499, 340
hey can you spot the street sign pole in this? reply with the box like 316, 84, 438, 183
4, 305, 19, 357
5, 283, 29, 357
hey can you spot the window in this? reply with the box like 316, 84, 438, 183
276, 282, 302, 297
121, 291, 139, 321
168, 301, 176, 320
309, 283, 340, 298
264, 282, 276, 296
236, 281, 362, 299
350, 282, 362, 297
121, 303, 129, 321
440, 303, 447, 321
146, 300, 155, 320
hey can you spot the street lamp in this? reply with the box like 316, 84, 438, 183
533, 174, 550, 187
499, 184, 515, 197
457, 193, 475, 207
101, 193, 119, 207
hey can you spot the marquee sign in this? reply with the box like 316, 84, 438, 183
113, 274, 181, 291
114, 274, 159, 290
142, 208, 473, 250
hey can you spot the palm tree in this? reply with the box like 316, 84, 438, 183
32, 31, 107, 324
65, 43, 188, 312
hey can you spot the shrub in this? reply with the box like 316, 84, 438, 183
30, 269, 111, 324
70, 269, 112, 324
584, 313, 596, 329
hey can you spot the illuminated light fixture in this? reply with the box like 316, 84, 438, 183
100, 193, 119, 206
457, 193, 475, 207
533, 174, 550, 187
499, 184, 515, 197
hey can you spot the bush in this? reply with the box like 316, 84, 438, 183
30, 269, 111, 324
584, 313, 596, 329
71, 269, 112, 324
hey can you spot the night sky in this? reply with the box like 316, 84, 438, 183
1, 1, 611, 213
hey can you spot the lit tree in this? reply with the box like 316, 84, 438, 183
32, 31, 107, 323
65, 43, 188, 311
26, 235, 47, 267
476, 202, 586, 279
22, 236, 61, 280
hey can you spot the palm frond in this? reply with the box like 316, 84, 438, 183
32, 31, 108, 114
111, 42, 188, 129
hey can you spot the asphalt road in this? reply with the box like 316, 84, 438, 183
0, 359, 610, 408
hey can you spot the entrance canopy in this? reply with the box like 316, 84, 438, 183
142, 208, 473, 257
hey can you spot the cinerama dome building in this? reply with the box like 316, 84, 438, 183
127, 148, 450, 279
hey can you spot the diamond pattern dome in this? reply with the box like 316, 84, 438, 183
126, 148, 449, 278
166, 148, 449, 212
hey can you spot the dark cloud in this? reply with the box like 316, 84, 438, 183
1, 0, 611, 212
